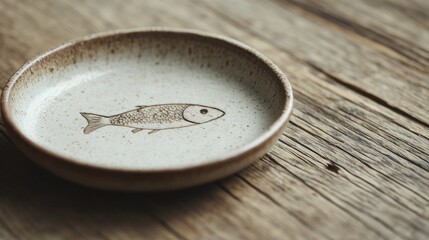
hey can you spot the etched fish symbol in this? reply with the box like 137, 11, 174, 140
80, 104, 225, 134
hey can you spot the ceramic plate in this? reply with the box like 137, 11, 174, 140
1, 28, 293, 191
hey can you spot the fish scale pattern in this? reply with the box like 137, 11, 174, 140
110, 104, 189, 126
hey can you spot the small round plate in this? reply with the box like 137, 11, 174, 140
1, 28, 293, 191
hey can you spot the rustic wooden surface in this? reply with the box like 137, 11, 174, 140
0, 0, 428, 239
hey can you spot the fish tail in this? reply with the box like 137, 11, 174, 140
80, 112, 110, 134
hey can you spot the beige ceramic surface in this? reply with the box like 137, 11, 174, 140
1, 29, 293, 190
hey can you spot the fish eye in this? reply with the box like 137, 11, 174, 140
200, 109, 208, 114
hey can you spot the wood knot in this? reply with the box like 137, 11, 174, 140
326, 162, 340, 174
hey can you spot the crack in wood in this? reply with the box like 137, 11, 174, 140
234, 174, 333, 240
295, 65, 429, 141
281, 132, 429, 219
334, 107, 429, 171
325, 162, 339, 174
294, 91, 429, 173
270, 145, 429, 237
280, 0, 429, 72
217, 182, 242, 202
287, 119, 429, 203
216, 178, 327, 239
145, 206, 190, 240
200, 0, 429, 127
303, 62, 429, 128
263, 154, 390, 239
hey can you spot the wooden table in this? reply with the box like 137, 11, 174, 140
0, 0, 428, 239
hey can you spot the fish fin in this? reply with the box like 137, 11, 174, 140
80, 112, 110, 134
136, 105, 148, 112
132, 128, 143, 133
148, 129, 160, 134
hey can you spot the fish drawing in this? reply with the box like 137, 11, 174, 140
80, 104, 225, 134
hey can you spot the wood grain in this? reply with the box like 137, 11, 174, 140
0, 0, 428, 239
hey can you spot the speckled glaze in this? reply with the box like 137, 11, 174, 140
1, 28, 293, 191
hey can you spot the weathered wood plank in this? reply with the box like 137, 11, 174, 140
371, 0, 429, 29
282, 0, 429, 70
196, 0, 429, 125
